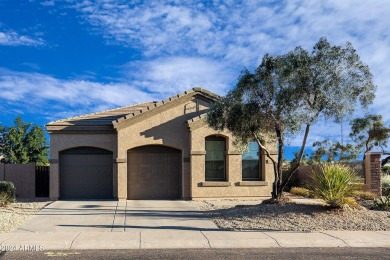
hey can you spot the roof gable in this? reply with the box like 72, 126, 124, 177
46, 88, 220, 133
113, 88, 219, 130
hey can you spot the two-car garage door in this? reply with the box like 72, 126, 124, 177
60, 147, 113, 199
60, 145, 181, 200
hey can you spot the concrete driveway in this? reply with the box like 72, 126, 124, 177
15, 200, 218, 233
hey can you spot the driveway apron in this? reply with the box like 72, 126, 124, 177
14, 200, 218, 233
122, 200, 218, 231
14, 201, 118, 233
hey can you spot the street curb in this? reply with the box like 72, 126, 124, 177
1, 231, 389, 250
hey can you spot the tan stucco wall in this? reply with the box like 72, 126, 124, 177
0, 162, 36, 198
189, 124, 275, 199
48, 92, 275, 200
49, 133, 117, 199
116, 94, 211, 200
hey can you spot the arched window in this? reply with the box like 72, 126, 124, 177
205, 136, 226, 181
242, 141, 262, 181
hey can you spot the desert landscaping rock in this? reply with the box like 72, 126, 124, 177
191, 199, 390, 231
0, 201, 49, 233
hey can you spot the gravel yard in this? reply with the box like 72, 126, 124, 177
0, 200, 50, 233
190, 197, 390, 231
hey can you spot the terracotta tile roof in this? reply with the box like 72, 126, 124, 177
46, 101, 157, 126
46, 87, 220, 131
113, 87, 219, 125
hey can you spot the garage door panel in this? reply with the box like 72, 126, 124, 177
60, 151, 113, 199
127, 148, 181, 200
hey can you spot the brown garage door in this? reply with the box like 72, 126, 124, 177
60, 147, 113, 199
127, 146, 181, 199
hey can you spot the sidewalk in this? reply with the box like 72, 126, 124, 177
1, 230, 390, 250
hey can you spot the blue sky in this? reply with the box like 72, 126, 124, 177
0, 0, 389, 159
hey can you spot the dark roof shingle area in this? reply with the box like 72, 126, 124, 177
46, 102, 157, 126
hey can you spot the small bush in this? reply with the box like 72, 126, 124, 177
382, 166, 390, 174
373, 195, 390, 211
0, 193, 11, 207
343, 197, 360, 209
290, 187, 310, 197
382, 174, 390, 196
352, 190, 378, 200
307, 164, 358, 208
0, 181, 16, 206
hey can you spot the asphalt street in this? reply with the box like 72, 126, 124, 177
1, 248, 390, 260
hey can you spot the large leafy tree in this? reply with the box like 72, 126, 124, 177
207, 37, 376, 202
311, 139, 359, 163
349, 114, 390, 155
0, 116, 48, 166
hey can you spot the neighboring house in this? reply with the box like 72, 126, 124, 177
46, 88, 275, 200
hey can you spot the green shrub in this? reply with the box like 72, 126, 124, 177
352, 190, 378, 200
0, 193, 11, 207
373, 195, 390, 211
290, 187, 310, 197
0, 181, 16, 206
382, 174, 390, 196
382, 166, 390, 174
307, 164, 358, 208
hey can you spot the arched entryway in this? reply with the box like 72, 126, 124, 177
127, 145, 181, 199
60, 147, 113, 199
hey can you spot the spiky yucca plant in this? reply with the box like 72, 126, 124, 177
308, 164, 358, 208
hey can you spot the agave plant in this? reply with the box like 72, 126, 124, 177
373, 195, 390, 211
308, 164, 358, 208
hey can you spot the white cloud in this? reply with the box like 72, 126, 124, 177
3, 0, 390, 142
286, 119, 354, 148
40, 0, 55, 7
0, 69, 161, 106
67, 1, 389, 59
0, 30, 44, 46
125, 56, 233, 96
67, 0, 390, 123
0, 55, 230, 121
0, 69, 160, 121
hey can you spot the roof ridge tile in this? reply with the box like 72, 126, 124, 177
47, 88, 219, 128
47, 101, 154, 125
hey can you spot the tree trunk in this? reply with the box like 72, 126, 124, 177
256, 124, 310, 203
275, 127, 284, 200
279, 124, 311, 194
253, 133, 279, 201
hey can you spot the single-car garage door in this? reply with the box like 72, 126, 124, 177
60, 147, 113, 199
127, 145, 181, 199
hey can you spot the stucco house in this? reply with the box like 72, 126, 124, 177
46, 88, 275, 200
